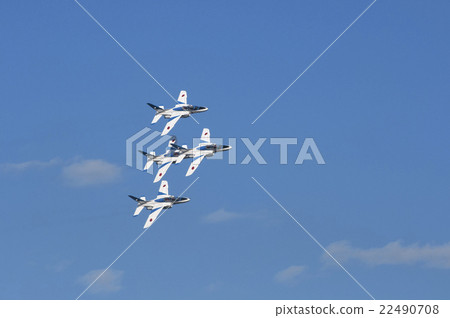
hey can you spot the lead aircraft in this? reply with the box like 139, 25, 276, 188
148, 90, 208, 136
128, 180, 190, 229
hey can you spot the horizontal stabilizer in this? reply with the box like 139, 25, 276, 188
134, 206, 144, 216
129, 195, 146, 203
170, 143, 185, 150
152, 114, 162, 124
144, 158, 154, 170
139, 150, 156, 158
130, 196, 146, 216
147, 103, 164, 111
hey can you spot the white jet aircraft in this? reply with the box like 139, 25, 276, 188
147, 90, 208, 136
169, 128, 232, 176
128, 180, 190, 229
139, 136, 187, 183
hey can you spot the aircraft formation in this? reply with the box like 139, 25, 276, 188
129, 90, 231, 229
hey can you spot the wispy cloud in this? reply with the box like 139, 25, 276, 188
325, 240, 450, 269
1, 158, 121, 187
47, 259, 73, 273
1, 158, 61, 171
62, 159, 121, 186
274, 265, 306, 285
78, 269, 124, 294
202, 209, 243, 224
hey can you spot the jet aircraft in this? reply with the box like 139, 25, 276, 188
147, 90, 208, 135
139, 136, 185, 183
128, 180, 190, 229
170, 128, 232, 176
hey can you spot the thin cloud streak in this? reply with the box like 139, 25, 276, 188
78, 269, 124, 294
274, 265, 306, 285
325, 240, 450, 269
1, 158, 61, 171
202, 209, 243, 224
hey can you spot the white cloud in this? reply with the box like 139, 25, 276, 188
62, 159, 121, 186
202, 209, 242, 223
274, 265, 306, 284
78, 269, 124, 294
325, 240, 450, 269
1, 158, 61, 171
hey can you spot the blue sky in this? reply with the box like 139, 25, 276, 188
1, 0, 450, 299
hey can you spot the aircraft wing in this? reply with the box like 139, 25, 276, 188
153, 160, 173, 183
143, 207, 163, 229
175, 153, 186, 164
186, 154, 205, 176
162, 115, 181, 136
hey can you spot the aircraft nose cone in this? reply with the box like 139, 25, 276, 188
175, 196, 190, 203
200, 107, 208, 112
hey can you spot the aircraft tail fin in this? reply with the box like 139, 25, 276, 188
168, 136, 177, 147
200, 128, 210, 144
177, 90, 187, 104
158, 180, 169, 196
